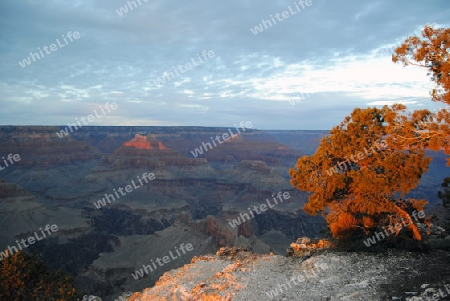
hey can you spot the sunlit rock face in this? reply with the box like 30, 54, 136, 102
286, 237, 334, 257
102, 134, 210, 173
123, 247, 450, 301
123, 134, 153, 150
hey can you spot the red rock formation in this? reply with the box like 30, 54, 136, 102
123, 134, 152, 149
158, 142, 167, 150
123, 134, 169, 151
206, 216, 237, 247
104, 132, 214, 171
205, 216, 253, 247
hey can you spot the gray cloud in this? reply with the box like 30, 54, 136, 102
0, 0, 449, 129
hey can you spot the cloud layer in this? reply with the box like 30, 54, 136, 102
0, 0, 449, 129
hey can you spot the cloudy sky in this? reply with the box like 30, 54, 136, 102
0, 0, 449, 130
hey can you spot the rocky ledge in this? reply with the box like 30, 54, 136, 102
114, 246, 449, 301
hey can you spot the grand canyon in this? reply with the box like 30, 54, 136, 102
2, 1, 450, 300
0, 125, 448, 300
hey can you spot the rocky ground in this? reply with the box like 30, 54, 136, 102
113, 247, 450, 301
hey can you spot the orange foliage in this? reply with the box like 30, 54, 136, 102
383, 105, 450, 166
290, 106, 430, 240
362, 216, 374, 229
328, 211, 358, 239
393, 25, 450, 105
391, 25, 450, 165
290, 25, 450, 240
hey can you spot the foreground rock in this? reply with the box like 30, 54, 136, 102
286, 237, 334, 257
121, 247, 450, 301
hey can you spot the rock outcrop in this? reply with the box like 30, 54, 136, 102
0, 180, 88, 247
286, 237, 334, 257
122, 247, 450, 301
0, 126, 101, 167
